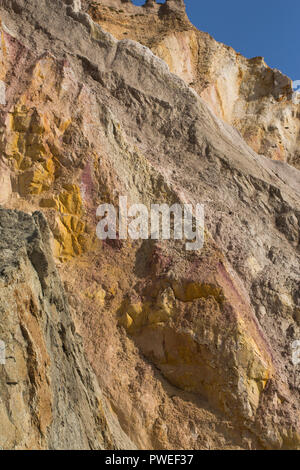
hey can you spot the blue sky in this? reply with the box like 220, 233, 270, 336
132, 0, 299, 80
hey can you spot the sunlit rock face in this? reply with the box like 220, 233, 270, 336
84, 0, 300, 169
0, 0, 299, 450
0, 208, 135, 449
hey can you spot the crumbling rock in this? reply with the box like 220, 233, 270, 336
0, 208, 135, 449
85, 0, 300, 168
0, 0, 299, 450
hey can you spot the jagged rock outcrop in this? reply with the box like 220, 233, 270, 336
0, 208, 136, 449
84, 0, 300, 168
0, 0, 299, 450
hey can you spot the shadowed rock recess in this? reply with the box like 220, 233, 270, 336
0, 0, 299, 450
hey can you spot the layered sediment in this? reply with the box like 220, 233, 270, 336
0, 0, 299, 450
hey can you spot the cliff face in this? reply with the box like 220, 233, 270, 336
85, 0, 300, 169
0, 0, 299, 450
0, 208, 135, 449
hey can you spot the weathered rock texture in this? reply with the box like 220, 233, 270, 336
0, 208, 136, 449
85, 0, 300, 168
0, 0, 299, 450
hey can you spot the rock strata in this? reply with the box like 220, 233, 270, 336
0, 0, 299, 450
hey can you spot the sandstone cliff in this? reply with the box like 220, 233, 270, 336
85, 0, 300, 168
0, 208, 135, 449
0, 0, 299, 450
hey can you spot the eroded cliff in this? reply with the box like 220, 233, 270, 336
0, 0, 299, 450
85, 0, 300, 168
0, 208, 135, 449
